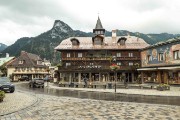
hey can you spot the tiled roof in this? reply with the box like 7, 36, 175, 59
0, 57, 15, 66
143, 37, 180, 49
7, 51, 45, 68
55, 36, 149, 50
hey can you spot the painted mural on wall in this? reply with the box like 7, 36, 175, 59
141, 42, 180, 67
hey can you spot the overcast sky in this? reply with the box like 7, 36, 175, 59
0, 0, 180, 46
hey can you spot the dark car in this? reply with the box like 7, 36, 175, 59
18, 76, 29, 81
0, 77, 15, 93
29, 78, 44, 88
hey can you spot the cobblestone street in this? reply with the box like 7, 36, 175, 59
1, 90, 180, 120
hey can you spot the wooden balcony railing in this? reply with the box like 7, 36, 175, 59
62, 57, 140, 61
58, 65, 137, 71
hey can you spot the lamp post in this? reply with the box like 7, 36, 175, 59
110, 56, 118, 93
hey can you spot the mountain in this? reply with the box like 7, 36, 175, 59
1, 20, 180, 63
1, 20, 74, 62
0, 43, 7, 52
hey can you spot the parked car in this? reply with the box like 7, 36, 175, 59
29, 78, 44, 88
0, 77, 15, 93
18, 76, 29, 81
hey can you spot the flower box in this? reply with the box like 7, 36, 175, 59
110, 64, 120, 71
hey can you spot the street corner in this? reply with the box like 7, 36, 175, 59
0, 90, 38, 116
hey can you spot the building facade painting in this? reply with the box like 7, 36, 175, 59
139, 39, 180, 84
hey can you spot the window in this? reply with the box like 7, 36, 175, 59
117, 62, 121, 66
94, 39, 101, 45
72, 41, 78, 45
67, 53, 70, 57
89, 63, 94, 66
147, 55, 152, 62
116, 53, 121, 57
129, 62, 133, 66
78, 53, 82, 57
71, 38, 80, 46
158, 53, 164, 61
19, 60, 24, 64
173, 50, 179, 60
37, 60, 42, 65
129, 53, 133, 57
66, 63, 71, 67
120, 40, 125, 45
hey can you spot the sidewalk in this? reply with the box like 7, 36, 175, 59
0, 91, 37, 116
48, 83, 180, 97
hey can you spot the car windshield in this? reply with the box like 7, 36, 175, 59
0, 77, 11, 84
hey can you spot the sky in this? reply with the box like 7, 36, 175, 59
0, 0, 180, 46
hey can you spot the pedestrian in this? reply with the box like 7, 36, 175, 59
84, 77, 88, 88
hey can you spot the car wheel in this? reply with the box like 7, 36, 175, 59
10, 90, 14, 93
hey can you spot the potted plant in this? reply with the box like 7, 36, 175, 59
0, 90, 5, 102
110, 64, 120, 71
157, 84, 170, 91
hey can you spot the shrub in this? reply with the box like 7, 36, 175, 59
157, 84, 170, 91
0, 90, 5, 102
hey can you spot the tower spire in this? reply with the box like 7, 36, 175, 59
95, 16, 103, 29
93, 16, 105, 35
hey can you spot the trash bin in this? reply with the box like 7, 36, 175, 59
108, 83, 112, 89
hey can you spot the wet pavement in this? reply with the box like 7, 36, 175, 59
1, 93, 180, 120
0, 82, 180, 120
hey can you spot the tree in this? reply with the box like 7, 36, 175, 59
0, 65, 7, 77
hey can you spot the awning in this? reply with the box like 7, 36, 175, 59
137, 68, 157, 71
158, 66, 180, 70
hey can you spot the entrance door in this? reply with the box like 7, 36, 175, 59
125, 73, 132, 83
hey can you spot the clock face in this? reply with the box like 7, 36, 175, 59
152, 49, 157, 59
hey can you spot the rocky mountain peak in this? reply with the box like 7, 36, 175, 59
51, 20, 73, 39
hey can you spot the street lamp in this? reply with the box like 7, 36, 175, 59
110, 56, 118, 93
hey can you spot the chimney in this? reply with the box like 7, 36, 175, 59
112, 30, 117, 43
112, 30, 117, 38
6, 53, 9, 58
127, 33, 131, 38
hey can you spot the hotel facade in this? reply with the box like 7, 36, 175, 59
55, 17, 149, 85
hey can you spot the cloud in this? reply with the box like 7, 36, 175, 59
0, 0, 180, 45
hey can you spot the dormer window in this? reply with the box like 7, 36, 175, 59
19, 60, 24, 64
71, 38, 80, 46
37, 60, 42, 65
92, 36, 104, 45
117, 37, 127, 45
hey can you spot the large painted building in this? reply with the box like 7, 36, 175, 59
138, 38, 180, 84
55, 17, 149, 85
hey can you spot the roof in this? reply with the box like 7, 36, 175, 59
7, 51, 46, 68
142, 37, 180, 50
55, 36, 149, 50
95, 16, 103, 29
0, 57, 15, 66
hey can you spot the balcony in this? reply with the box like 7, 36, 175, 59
62, 56, 140, 61
14, 70, 48, 74
58, 65, 136, 72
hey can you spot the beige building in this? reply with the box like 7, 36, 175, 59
7, 51, 49, 81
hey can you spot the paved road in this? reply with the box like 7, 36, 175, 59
0, 84, 180, 120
